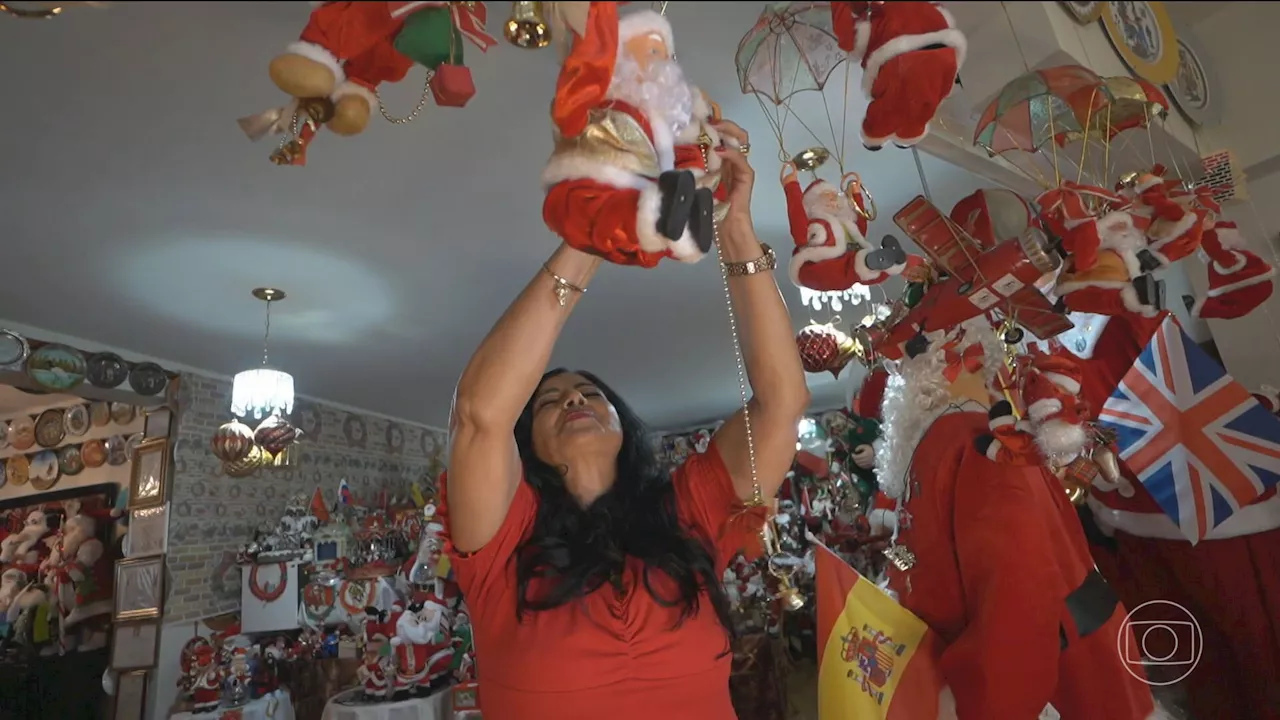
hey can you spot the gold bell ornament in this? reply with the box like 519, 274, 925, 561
774, 574, 807, 612
505, 2, 551, 49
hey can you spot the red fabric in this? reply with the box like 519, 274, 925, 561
299, 2, 403, 62
889, 412, 1156, 719
542, 178, 665, 268
343, 36, 414, 91
829, 1, 857, 52
857, 2, 962, 148
1197, 250, 1276, 320
853, 368, 889, 420
441, 443, 746, 719
1076, 309, 1280, 719
552, 1, 620, 138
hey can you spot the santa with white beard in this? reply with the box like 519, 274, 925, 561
542, 2, 732, 268
784, 167, 920, 293
868, 306, 1166, 718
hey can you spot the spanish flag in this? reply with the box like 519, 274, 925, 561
816, 545, 947, 719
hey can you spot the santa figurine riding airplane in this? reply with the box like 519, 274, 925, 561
541, 1, 735, 268
390, 587, 455, 697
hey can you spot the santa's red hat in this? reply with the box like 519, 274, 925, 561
1189, 249, 1276, 320
853, 367, 889, 420
949, 188, 1032, 249
1200, 221, 1246, 267
1024, 369, 1089, 461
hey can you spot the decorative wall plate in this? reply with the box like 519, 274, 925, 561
0, 421, 9, 451
111, 403, 136, 425
128, 362, 167, 396
26, 343, 88, 392
29, 450, 59, 491
89, 401, 111, 427
87, 352, 130, 389
0, 329, 29, 370
82, 439, 108, 468
59, 445, 86, 477
34, 408, 66, 448
1059, 1, 1102, 24
8, 416, 35, 451
6, 453, 29, 486
64, 404, 91, 437
1101, 1, 1180, 85
1165, 28, 1221, 127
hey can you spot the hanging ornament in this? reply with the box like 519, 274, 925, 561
796, 321, 858, 379
1059, 456, 1098, 506
223, 445, 269, 478
504, 1, 550, 49
211, 420, 255, 463
249, 562, 288, 603
254, 414, 299, 455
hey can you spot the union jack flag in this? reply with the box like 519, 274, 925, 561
1098, 316, 1280, 543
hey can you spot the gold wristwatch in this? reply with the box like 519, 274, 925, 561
723, 243, 777, 277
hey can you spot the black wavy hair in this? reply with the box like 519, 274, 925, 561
512, 368, 735, 638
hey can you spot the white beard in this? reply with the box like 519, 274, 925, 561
875, 318, 1007, 499
608, 54, 694, 139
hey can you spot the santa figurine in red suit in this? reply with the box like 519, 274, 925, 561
391, 589, 455, 696
358, 646, 391, 701
829, 1, 966, 149
784, 166, 921, 292
1183, 220, 1277, 320
541, 2, 733, 268
868, 309, 1163, 718
190, 645, 224, 714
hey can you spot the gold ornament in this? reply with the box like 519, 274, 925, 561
211, 420, 255, 463
790, 147, 830, 173
505, 2, 551, 49
883, 544, 916, 571
270, 139, 303, 166
223, 445, 268, 478
269, 431, 302, 469
775, 575, 806, 612
299, 96, 335, 125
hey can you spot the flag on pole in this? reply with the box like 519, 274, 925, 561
1097, 315, 1280, 543
309, 488, 330, 523
409, 482, 427, 509
815, 545, 946, 719
338, 478, 354, 506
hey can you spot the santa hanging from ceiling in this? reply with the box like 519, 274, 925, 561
540, 1, 733, 268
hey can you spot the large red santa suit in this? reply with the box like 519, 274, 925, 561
541, 3, 730, 268
1074, 309, 1280, 720
785, 176, 921, 292
873, 319, 1159, 719
1186, 221, 1277, 320
830, 1, 966, 149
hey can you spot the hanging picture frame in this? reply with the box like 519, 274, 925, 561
1164, 27, 1221, 127
1100, 1, 1180, 85
125, 503, 170, 557
114, 556, 165, 621
114, 670, 149, 720
128, 438, 169, 510
110, 620, 161, 670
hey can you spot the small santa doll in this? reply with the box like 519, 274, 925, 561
358, 646, 390, 701
1184, 221, 1277, 320
189, 645, 224, 714
784, 167, 919, 292
0, 510, 52, 564
391, 590, 454, 696
830, 1, 966, 149
541, 2, 732, 268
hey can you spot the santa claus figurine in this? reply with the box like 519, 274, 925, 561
0, 510, 52, 564
1184, 220, 1276, 320
830, 1, 966, 149
868, 313, 1161, 719
541, 2, 732, 268
390, 589, 455, 696
358, 646, 390, 701
784, 166, 920, 292
189, 645, 224, 714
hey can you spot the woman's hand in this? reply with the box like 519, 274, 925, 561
713, 120, 755, 240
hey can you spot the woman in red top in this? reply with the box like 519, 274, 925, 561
443, 111, 808, 718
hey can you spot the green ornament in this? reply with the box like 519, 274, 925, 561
903, 282, 926, 308
395, 7, 465, 71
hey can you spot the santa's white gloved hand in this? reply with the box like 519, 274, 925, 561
852, 444, 876, 470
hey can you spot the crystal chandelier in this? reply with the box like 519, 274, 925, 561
231, 288, 295, 420
799, 283, 872, 313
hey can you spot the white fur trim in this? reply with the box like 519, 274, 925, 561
1040, 371, 1081, 395
866, 508, 897, 535
331, 81, 376, 109
618, 10, 674, 51
853, 248, 879, 282
1212, 250, 1248, 275
635, 183, 700, 263
1027, 398, 1062, 422
989, 414, 1016, 429
388, 1, 436, 18
1148, 211, 1198, 250
983, 437, 1004, 461
1216, 225, 1245, 250
284, 41, 345, 86
938, 686, 959, 720
1034, 418, 1088, 459
862, 28, 966, 95
541, 154, 651, 191
1188, 293, 1208, 318
1207, 262, 1275, 297
1133, 176, 1163, 194
1088, 493, 1280, 540
789, 224, 851, 288
852, 19, 872, 59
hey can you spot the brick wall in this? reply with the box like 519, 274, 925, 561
164, 373, 447, 621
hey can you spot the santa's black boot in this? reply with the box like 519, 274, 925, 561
864, 235, 908, 271
1132, 274, 1159, 308
1137, 249, 1163, 273
656, 170, 696, 242
688, 188, 715, 253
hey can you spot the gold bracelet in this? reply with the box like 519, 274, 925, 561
721, 243, 777, 278
542, 264, 586, 307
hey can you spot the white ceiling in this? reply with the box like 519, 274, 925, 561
0, 1, 999, 430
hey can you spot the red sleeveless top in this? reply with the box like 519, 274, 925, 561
441, 443, 743, 720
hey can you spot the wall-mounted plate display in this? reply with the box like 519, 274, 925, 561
26, 344, 88, 392
1101, 1, 1180, 85
1059, 1, 1102, 24
0, 330, 30, 371
87, 352, 130, 389
1165, 28, 1221, 127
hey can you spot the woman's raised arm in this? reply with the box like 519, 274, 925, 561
447, 243, 602, 552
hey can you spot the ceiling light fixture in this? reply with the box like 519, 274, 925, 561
230, 288, 295, 421
798, 284, 872, 314
0, 2, 108, 19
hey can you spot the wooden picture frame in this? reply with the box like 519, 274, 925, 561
110, 620, 161, 671
114, 669, 149, 720
114, 556, 165, 621
125, 503, 169, 557
143, 407, 173, 440
128, 438, 169, 510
